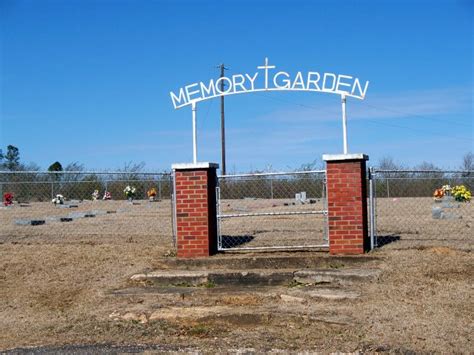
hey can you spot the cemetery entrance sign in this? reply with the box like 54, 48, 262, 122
169, 58, 370, 163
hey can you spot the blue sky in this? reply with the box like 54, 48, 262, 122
0, 0, 472, 172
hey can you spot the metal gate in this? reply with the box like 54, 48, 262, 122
216, 170, 328, 251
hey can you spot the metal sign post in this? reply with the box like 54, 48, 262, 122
341, 94, 348, 154
192, 101, 197, 164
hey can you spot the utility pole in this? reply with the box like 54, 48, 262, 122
218, 63, 228, 175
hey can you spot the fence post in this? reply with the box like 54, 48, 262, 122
386, 178, 390, 198
159, 179, 162, 200
369, 168, 376, 250
323, 153, 370, 255
270, 179, 274, 199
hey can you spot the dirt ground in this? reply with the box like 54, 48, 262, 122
0, 198, 473, 353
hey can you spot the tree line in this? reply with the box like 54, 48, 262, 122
1, 145, 472, 174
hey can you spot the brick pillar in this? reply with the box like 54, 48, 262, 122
172, 162, 219, 258
323, 154, 370, 255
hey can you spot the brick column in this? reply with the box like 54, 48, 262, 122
323, 154, 370, 255
172, 162, 219, 258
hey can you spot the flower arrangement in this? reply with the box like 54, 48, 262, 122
92, 189, 100, 201
434, 184, 471, 202
441, 185, 452, 195
433, 188, 444, 200
103, 191, 112, 200
433, 185, 451, 202
52, 194, 64, 205
124, 185, 136, 200
147, 187, 157, 201
451, 185, 471, 202
3, 192, 13, 206
433, 185, 451, 201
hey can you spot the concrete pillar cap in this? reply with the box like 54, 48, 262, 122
172, 162, 219, 170
322, 154, 369, 162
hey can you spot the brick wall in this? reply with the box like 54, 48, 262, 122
324, 155, 369, 255
173, 165, 218, 258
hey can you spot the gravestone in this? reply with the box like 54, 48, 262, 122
15, 219, 45, 226
432, 196, 461, 220
295, 192, 307, 203
59, 204, 79, 209
68, 212, 86, 219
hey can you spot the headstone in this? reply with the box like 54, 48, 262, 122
59, 204, 79, 209
432, 196, 461, 220
431, 207, 443, 219
68, 212, 86, 219
90, 209, 107, 216
31, 220, 45, 226
300, 191, 307, 202
295, 192, 307, 203
15, 219, 31, 226
440, 196, 460, 209
14, 218, 46, 226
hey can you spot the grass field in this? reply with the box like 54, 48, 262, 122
0, 197, 472, 352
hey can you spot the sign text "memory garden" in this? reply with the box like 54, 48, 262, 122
170, 58, 369, 109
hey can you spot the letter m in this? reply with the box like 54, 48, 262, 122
170, 88, 188, 109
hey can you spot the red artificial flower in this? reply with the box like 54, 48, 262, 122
3, 192, 14, 206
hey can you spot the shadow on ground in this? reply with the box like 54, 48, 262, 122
220, 235, 255, 248
375, 235, 401, 247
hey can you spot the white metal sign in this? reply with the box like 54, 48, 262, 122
170, 58, 369, 163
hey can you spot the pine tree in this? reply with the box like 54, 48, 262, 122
5, 145, 20, 171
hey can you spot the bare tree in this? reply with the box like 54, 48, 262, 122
377, 156, 403, 170
461, 152, 473, 171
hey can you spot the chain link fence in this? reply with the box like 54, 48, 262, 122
0, 171, 174, 244
371, 169, 473, 250
217, 170, 328, 250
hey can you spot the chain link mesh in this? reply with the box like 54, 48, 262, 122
0, 171, 173, 245
217, 171, 328, 250
372, 170, 473, 250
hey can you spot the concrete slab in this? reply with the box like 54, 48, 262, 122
294, 268, 381, 285
163, 254, 378, 271
131, 270, 209, 286
305, 288, 360, 300
130, 269, 296, 287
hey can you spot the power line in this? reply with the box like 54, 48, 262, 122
360, 101, 472, 128
255, 92, 473, 143
217, 63, 229, 175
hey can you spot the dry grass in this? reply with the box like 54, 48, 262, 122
376, 197, 473, 249
0, 197, 473, 352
